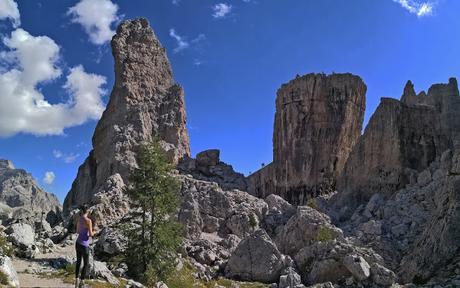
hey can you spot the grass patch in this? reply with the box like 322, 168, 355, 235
315, 226, 336, 242
38, 263, 76, 284
164, 263, 268, 288
213, 278, 268, 288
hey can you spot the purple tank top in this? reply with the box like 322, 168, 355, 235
76, 216, 90, 247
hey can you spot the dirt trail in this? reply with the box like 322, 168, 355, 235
13, 244, 76, 288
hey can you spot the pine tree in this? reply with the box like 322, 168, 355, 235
123, 140, 182, 284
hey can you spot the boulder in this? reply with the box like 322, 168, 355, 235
6, 223, 35, 248
277, 206, 343, 256
279, 267, 302, 288
343, 254, 370, 281
90, 260, 120, 286
95, 227, 126, 257
370, 263, 396, 286
226, 229, 285, 282
196, 150, 220, 169
265, 194, 296, 217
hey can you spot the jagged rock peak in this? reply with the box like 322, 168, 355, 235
401, 77, 459, 106
334, 77, 460, 220
63, 18, 190, 214
249, 72, 366, 204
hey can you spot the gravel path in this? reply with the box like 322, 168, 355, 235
13, 244, 76, 288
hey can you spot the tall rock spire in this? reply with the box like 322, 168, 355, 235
249, 73, 366, 204
63, 18, 190, 214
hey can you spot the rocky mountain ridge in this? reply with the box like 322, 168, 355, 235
2, 17, 456, 288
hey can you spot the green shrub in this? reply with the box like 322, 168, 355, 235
315, 226, 336, 242
0, 234, 13, 257
307, 198, 317, 210
249, 213, 258, 229
0, 270, 9, 285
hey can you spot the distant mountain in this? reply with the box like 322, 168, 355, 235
0, 159, 61, 223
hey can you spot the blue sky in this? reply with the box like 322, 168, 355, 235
0, 0, 458, 202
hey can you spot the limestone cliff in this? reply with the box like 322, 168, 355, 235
334, 78, 460, 219
63, 18, 190, 214
249, 73, 366, 204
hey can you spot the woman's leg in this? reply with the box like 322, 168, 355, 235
75, 243, 82, 279
80, 246, 90, 280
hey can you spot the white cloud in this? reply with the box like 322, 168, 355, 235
0, 0, 20, 27
213, 3, 232, 18
53, 150, 80, 163
0, 28, 107, 137
393, 0, 435, 17
67, 0, 120, 45
43, 171, 55, 185
169, 28, 189, 53
169, 29, 206, 54
172, 0, 180, 5
191, 34, 206, 44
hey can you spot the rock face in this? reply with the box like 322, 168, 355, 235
0, 159, 61, 219
178, 174, 267, 240
334, 78, 460, 219
178, 149, 248, 191
63, 18, 190, 214
225, 229, 286, 282
248, 73, 366, 204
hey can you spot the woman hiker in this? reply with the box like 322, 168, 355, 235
75, 204, 95, 288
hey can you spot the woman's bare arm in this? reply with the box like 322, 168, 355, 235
75, 217, 80, 234
87, 218, 94, 237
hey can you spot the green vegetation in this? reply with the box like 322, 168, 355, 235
0, 270, 9, 285
165, 263, 268, 288
315, 226, 336, 242
123, 140, 183, 285
39, 263, 75, 284
0, 230, 13, 257
249, 213, 258, 229
307, 198, 317, 210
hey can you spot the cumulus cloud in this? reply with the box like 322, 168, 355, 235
43, 171, 55, 184
393, 0, 435, 17
67, 0, 120, 45
0, 28, 107, 137
172, 0, 180, 5
213, 3, 232, 18
0, 0, 20, 27
53, 150, 80, 163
